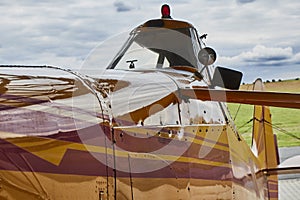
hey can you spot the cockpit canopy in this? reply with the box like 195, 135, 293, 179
108, 19, 203, 70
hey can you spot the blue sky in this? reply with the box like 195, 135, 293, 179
0, 0, 300, 83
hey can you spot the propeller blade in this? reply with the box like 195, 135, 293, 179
180, 88, 300, 109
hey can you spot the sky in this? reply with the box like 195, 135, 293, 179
0, 0, 300, 83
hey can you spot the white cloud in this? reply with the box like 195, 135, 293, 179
294, 52, 300, 64
240, 45, 292, 64
218, 45, 297, 66
113, 1, 134, 12
217, 45, 300, 82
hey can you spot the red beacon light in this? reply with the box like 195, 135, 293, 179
161, 4, 172, 19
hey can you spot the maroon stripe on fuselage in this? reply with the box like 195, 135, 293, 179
0, 136, 232, 180
116, 161, 232, 180
0, 139, 110, 176
267, 179, 278, 198
54, 128, 230, 166
267, 181, 278, 191
267, 191, 278, 199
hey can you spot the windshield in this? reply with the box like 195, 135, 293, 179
108, 27, 202, 70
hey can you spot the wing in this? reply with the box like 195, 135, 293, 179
180, 88, 300, 109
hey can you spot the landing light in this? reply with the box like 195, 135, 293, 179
161, 4, 171, 18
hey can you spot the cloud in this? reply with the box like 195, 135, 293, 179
0, 1, 113, 65
239, 45, 293, 65
113, 1, 133, 12
218, 45, 296, 66
217, 45, 300, 82
293, 52, 300, 64
237, 0, 255, 4
0, 0, 299, 83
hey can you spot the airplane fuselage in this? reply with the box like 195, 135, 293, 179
0, 66, 276, 199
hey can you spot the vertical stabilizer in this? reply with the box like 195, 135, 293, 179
251, 78, 279, 168
251, 78, 279, 200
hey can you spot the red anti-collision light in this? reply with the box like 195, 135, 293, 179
161, 4, 171, 18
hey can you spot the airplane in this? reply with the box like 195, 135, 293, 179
0, 4, 299, 200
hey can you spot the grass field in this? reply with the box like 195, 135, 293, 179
227, 79, 300, 147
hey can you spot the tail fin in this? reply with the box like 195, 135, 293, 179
251, 78, 279, 200
251, 78, 279, 168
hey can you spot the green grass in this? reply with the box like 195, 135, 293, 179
227, 103, 253, 146
228, 79, 300, 147
270, 107, 300, 147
